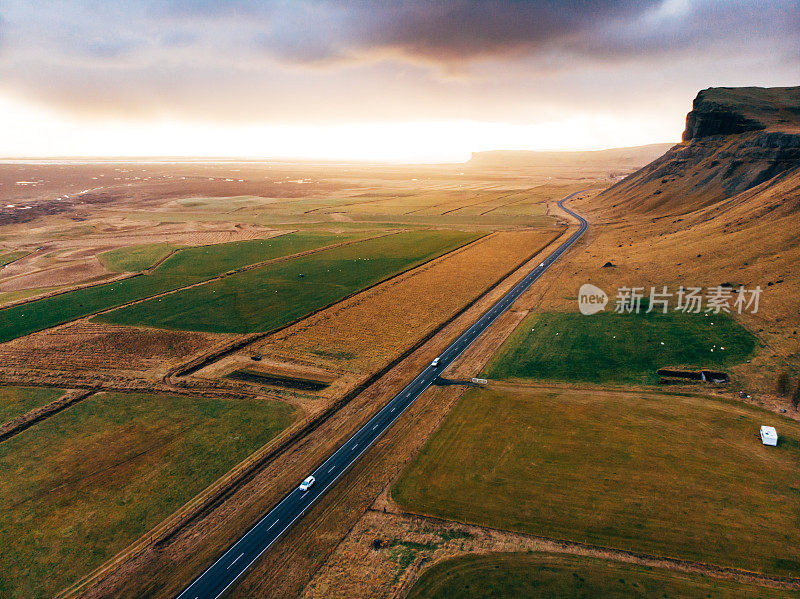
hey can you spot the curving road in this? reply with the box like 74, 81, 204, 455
176, 192, 589, 599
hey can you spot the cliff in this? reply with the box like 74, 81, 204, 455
600, 86, 800, 215
682, 86, 800, 141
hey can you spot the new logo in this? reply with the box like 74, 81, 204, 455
578, 283, 608, 315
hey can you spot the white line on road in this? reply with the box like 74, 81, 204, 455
267, 520, 279, 531
175, 192, 588, 599
227, 553, 244, 570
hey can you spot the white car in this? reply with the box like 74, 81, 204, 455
299, 475, 316, 492
430, 357, 441, 367
539, 262, 545, 267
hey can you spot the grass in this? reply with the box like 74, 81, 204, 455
97, 230, 479, 334
0, 391, 295, 599
393, 386, 800, 577
98, 243, 179, 272
0, 286, 62, 306
0, 386, 64, 423
0, 250, 27, 267
483, 310, 756, 384
406, 552, 796, 598
152, 231, 360, 278
0, 231, 357, 343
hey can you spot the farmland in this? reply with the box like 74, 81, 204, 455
483, 310, 756, 384
0, 385, 64, 423
0, 230, 358, 342
97, 230, 479, 334
98, 242, 179, 272
393, 385, 800, 577
219, 229, 562, 387
406, 552, 796, 599
0, 391, 295, 599
0, 158, 676, 598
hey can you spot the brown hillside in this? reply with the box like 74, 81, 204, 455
600, 86, 800, 216
570, 88, 800, 395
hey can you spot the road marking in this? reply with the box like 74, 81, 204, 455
174, 193, 587, 599
390, 407, 395, 412
328, 466, 336, 473
267, 520, 279, 531
227, 553, 244, 570
372, 424, 379, 430
352, 443, 358, 450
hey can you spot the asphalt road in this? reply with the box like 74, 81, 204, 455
176, 192, 589, 599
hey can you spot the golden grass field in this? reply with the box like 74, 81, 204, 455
212, 229, 562, 406
393, 384, 800, 577
2, 120, 797, 599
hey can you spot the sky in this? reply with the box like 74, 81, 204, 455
0, 0, 797, 162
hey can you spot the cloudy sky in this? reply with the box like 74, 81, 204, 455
0, 0, 797, 161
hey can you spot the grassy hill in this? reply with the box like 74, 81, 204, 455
567, 87, 800, 393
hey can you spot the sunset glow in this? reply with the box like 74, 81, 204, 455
0, 1, 796, 160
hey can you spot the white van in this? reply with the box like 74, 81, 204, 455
430, 357, 441, 367
299, 475, 316, 491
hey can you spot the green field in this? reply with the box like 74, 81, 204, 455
98, 242, 179, 272
407, 552, 795, 599
0, 231, 356, 343
0, 386, 64, 423
0, 391, 295, 599
0, 286, 62, 307
96, 230, 479, 334
393, 386, 800, 577
483, 311, 756, 384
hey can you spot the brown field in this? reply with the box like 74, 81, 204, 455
0, 256, 110, 291
65, 210, 575, 599
8, 143, 788, 599
0, 321, 234, 381
198, 228, 561, 412
0, 221, 283, 298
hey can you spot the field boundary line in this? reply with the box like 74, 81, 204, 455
384, 510, 800, 592
163, 230, 485, 378
439, 190, 518, 215
494, 379, 800, 422
59, 228, 566, 599
0, 230, 387, 342
0, 231, 297, 311
0, 248, 36, 268
95, 229, 401, 320
0, 388, 94, 444
0, 271, 141, 310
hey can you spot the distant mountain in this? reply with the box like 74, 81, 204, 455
467, 144, 674, 173
600, 86, 800, 215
